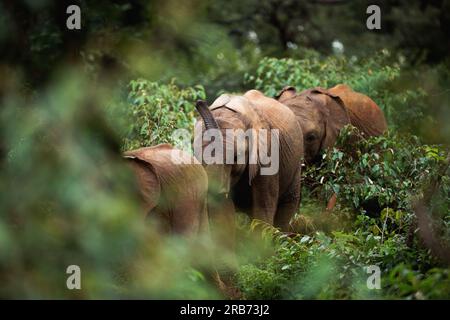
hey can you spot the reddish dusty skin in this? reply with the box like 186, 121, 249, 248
328, 84, 388, 136
125, 144, 238, 298
195, 90, 304, 231
194, 92, 304, 299
124, 143, 209, 235
277, 84, 388, 212
277, 84, 387, 163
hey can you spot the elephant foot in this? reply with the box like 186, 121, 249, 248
213, 272, 242, 300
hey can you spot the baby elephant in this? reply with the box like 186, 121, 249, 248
276, 84, 388, 211
124, 144, 209, 235
276, 84, 387, 164
125, 144, 234, 297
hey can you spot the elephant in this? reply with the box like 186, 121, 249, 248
194, 90, 304, 231
124, 144, 239, 297
124, 143, 209, 235
276, 84, 387, 164
328, 84, 388, 136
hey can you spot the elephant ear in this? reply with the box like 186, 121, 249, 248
310, 87, 350, 150
210, 94, 260, 125
150, 143, 174, 150
275, 86, 297, 102
124, 150, 161, 215
210, 94, 264, 185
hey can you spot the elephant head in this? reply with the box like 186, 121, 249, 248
276, 86, 350, 164
194, 97, 266, 195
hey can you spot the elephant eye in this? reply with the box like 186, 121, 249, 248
306, 133, 317, 142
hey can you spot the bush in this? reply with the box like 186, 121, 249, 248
304, 126, 448, 214
245, 51, 428, 134
0, 73, 220, 299
237, 126, 450, 299
238, 212, 450, 299
123, 79, 206, 150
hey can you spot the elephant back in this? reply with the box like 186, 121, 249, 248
243, 90, 304, 192
124, 144, 206, 196
124, 144, 209, 233
210, 94, 263, 130
244, 89, 300, 129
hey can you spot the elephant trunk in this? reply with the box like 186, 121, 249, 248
196, 100, 219, 130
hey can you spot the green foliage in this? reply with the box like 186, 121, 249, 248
304, 126, 448, 215
2, 0, 450, 301
384, 265, 450, 299
236, 109, 449, 300
0, 73, 220, 299
245, 52, 429, 134
0, 75, 140, 298
237, 126, 450, 299
2, 56, 449, 300
123, 79, 205, 150
246, 51, 396, 97
238, 212, 450, 299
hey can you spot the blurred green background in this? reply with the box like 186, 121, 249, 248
0, 0, 449, 299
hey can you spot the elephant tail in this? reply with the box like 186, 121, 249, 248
196, 100, 219, 130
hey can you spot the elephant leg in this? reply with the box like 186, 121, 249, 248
208, 193, 237, 264
275, 168, 302, 231
250, 175, 279, 225
207, 193, 241, 297
169, 190, 206, 235
170, 207, 200, 235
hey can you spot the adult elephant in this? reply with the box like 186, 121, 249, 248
124, 143, 209, 235
276, 84, 387, 164
194, 90, 304, 232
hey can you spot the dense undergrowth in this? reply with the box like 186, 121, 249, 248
1, 50, 449, 299
236, 53, 450, 299
120, 52, 450, 299
236, 127, 450, 299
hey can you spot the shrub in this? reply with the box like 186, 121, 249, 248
0, 74, 219, 299
304, 125, 448, 215
238, 213, 450, 299
245, 51, 397, 97
237, 127, 450, 299
123, 79, 205, 150
245, 52, 428, 134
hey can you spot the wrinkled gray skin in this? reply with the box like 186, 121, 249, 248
194, 90, 304, 231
